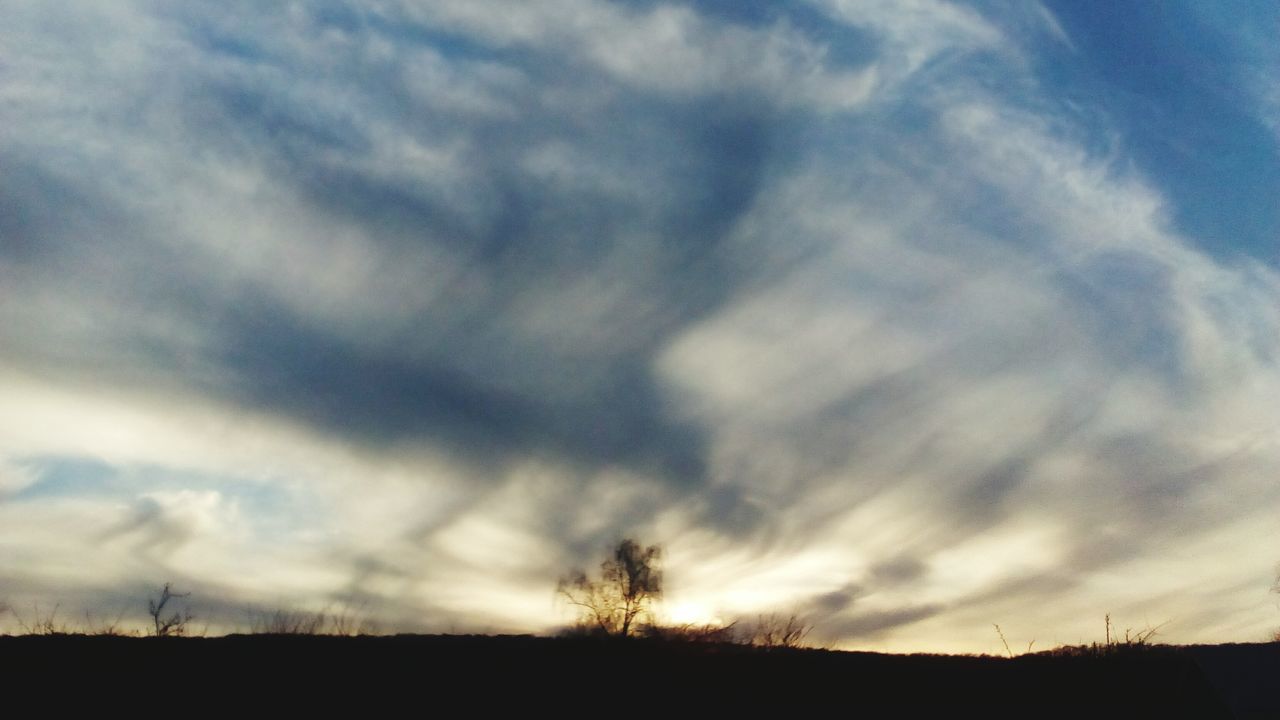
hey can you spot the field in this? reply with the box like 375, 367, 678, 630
3, 634, 1276, 716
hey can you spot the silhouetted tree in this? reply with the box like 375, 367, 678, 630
147, 582, 192, 637
557, 538, 663, 638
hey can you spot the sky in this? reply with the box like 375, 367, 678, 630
1, 0, 1278, 652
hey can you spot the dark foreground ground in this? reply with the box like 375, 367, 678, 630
2, 635, 1276, 717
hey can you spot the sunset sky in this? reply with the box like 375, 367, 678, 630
2, 0, 1279, 652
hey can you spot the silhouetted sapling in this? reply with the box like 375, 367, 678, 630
147, 582, 192, 637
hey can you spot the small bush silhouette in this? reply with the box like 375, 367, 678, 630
741, 613, 812, 649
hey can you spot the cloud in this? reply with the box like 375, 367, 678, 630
0, 461, 38, 500
825, 604, 947, 640
811, 0, 1002, 75
1, 0, 1278, 649
394, 0, 878, 108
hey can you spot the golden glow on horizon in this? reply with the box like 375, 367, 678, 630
659, 601, 725, 628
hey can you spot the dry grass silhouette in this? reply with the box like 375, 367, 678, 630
640, 621, 740, 643
245, 603, 378, 636
11, 603, 73, 635
1039, 614, 1168, 658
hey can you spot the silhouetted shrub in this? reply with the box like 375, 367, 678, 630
740, 613, 812, 649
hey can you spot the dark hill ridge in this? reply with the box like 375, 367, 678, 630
1, 635, 1274, 716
